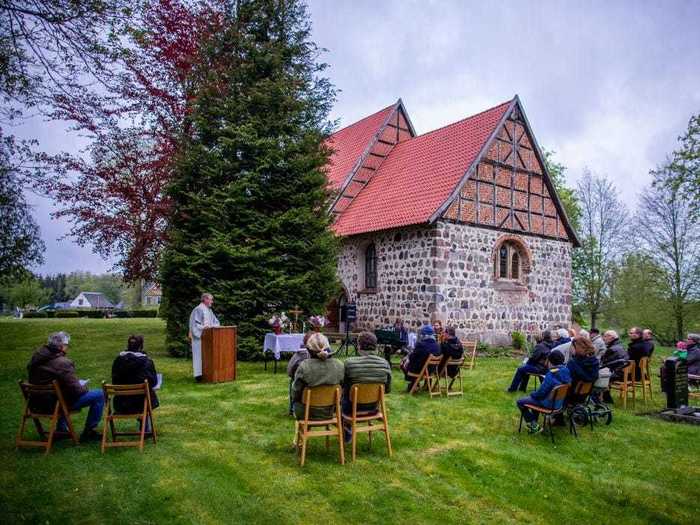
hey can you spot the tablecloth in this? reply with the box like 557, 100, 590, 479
263, 333, 306, 360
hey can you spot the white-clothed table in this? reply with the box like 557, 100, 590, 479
263, 333, 306, 360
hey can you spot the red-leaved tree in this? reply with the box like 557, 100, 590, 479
33, 0, 222, 281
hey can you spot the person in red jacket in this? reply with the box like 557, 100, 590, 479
27, 331, 104, 442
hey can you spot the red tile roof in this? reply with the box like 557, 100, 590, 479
325, 103, 396, 190
332, 99, 513, 237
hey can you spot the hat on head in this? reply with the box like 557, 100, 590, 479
420, 324, 435, 337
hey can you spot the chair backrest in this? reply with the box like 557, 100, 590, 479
350, 383, 383, 405
447, 357, 465, 366
303, 384, 339, 407
103, 381, 149, 397
573, 381, 593, 396
461, 340, 477, 352
548, 383, 570, 403
19, 380, 68, 413
623, 360, 635, 381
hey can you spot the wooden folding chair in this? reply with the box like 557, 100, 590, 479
440, 357, 465, 397
610, 361, 636, 409
460, 340, 478, 370
341, 383, 392, 462
101, 381, 157, 453
518, 383, 571, 443
635, 357, 653, 404
293, 385, 344, 467
407, 354, 443, 397
17, 380, 79, 454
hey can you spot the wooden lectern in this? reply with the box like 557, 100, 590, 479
201, 326, 237, 383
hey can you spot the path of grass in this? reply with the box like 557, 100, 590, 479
0, 318, 698, 524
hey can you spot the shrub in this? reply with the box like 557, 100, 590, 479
511, 331, 527, 350
79, 309, 106, 319
23, 311, 48, 318
55, 311, 79, 318
128, 309, 158, 318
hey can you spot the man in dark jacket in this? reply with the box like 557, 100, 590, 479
601, 330, 629, 377
111, 335, 159, 430
627, 326, 649, 379
642, 329, 655, 358
516, 350, 571, 433
404, 324, 441, 391
439, 326, 464, 380
27, 332, 104, 441
507, 330, 553, 392
686, 334, 700, 376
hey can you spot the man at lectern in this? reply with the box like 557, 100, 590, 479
188, 293, 220, 382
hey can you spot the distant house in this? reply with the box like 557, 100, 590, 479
70, 292, 115, 309
142, 282, 162, 306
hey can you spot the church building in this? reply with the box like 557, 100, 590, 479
325, 96, 578, 344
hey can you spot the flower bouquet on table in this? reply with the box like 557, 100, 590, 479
269, 313, 290, 335
308, 315, 327, 332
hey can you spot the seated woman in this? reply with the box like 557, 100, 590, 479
291, 333, 344, 420
111, 335, 159, 431
516, 350, 571, 434
439, 326, 464, 380
507, 330, 553, 392
565, 336, 599, 403
403, 324, 441, 391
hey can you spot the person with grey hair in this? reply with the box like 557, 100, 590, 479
686, 334, 700, 376
27, 332, 105, 442
188, 293, 220, 382
552, 329, 589, 363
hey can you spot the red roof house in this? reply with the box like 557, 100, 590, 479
327, 96, 577, 344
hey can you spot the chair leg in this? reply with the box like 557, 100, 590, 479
101, 414, 109, 454
351, 422, 357, 462
547, 416, 555, 444
518, 413, 524, 433
383, 417, 392, 457
300, 425, 308, 467
569, 413, 578, 438
336, 413, 345, 465
325, 425, 330, 451
45, 410, 59, 455
139, 415, 147, 453
150, 412, 157, 444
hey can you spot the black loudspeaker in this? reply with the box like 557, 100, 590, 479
340, 303, 357, 323
661, 357, 688, 409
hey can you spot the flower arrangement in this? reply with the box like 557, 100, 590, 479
268, 313, 290, 334
308, 315, 327, 331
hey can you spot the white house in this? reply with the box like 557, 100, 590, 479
70, 292, 115, 309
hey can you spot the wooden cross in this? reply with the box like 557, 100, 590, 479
288, 306, 303, 333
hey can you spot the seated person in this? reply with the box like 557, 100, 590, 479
286, 332, 311, 415
342, 332, 392, 440
551, 328, 585, 363
439, 326, 464, 380
403, 324, 441, 391
627, 326, 649, 379
686, 334, 700, 376
432, 320, 445, 344
393, 318, 408, 347
291, 333, 344, 420
552, 328, 571, 349
111, 335, 159, 431
516, 350, 571, 434
642, 329, 655, 358
589, 328, 607, 359
566, 336, 599, 402
601, 330, 629, 380
27, 332, 104, 442
507, 330, 552, 392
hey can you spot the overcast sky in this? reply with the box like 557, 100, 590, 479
18, 0, 700, 275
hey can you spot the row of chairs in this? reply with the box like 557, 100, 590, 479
406, 340, 478, 397
17, 380, 156, 455
610, 357, 653, 409
293, 383, 391, 466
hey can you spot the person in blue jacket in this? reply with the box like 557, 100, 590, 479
403, 324, 441, 391
516, 350, 571, 434
507, 330, 554, 392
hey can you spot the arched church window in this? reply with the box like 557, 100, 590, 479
365, 243, 377, 289
495, 241, 526, 282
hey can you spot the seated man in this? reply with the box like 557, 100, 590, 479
627, 326, 649, 379
342, 332, 392, 440
27, 332, 104, 442
507, 330, 553, 392
589, 328, 607, 359
601, 330, 629, 380
686, 333, 700, 376
403, 324, 441, 391
111, 335, 160, 431
642, 329, 655, 359
292, 333, 344, 420
516, 350, 571, 434
439, 326, 464, 381
552, 328, 571, 349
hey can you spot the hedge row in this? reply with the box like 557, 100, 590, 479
23, 309, 158, 319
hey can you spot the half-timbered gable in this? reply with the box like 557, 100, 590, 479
327, 95, 576, 343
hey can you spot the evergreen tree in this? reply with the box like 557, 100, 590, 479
160, 0, 339, 358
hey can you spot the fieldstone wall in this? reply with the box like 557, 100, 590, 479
337, 220, 572, 344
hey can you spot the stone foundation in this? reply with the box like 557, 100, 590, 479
337, 221, 572, 345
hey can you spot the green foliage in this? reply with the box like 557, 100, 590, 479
55, 311, 79, 318
0, 275, 50, 309
39, 273, 69, 302
64, 271, 125, 305
667, 112, 700, 218
543, 149, 581, 233
161, 0, 339, 360
2, 318, 697, 524
511, 331, 526, 350
22, 311, 47, 318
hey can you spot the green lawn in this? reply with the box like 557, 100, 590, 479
0, 319, 698, 525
